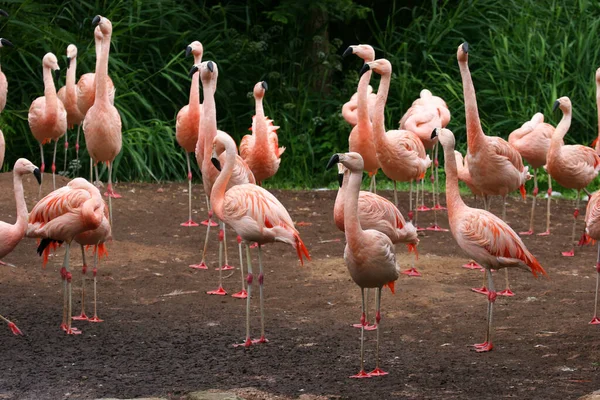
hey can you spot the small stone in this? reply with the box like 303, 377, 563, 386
186, 392, 245, 400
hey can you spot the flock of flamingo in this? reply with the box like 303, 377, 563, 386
0, 12, 599, 378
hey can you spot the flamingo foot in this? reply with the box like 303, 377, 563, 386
462, 261, 481, 269
471, 286, 489, 295
207, 286, 228, 296
561, 249, 575, 257
215, 264, 234, 271
88, 315, 103, 323
416, 205, 431, 212
231, 289, 248, 299
180, 219, 199, 227
589, 316, 600, 325
432, 204, 447, 211
402, 267, 421, 277
66, 327, 82, 335
426, 224, 449, 232
537, 230, 550, 236
519, 230, 534, 236
189, 262, 208, 270
352, 323, 377, 330
369, 368, 389, 377
201, 219, 219, 227
7, 322, 22, 335
104, 188, 122, 199
474, 341, 493, 352
250, 242, 259, 249
349, 370, 371, 379
498, 289, 515, 297
251, 336, 268, 344
71, 313, 89, 321
416, 226, 425, 232
0, 260, 16, 268
233, 337, 253, 348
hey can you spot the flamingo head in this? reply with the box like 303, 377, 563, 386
43, 52, 60, 79
199, 60, 218, 84
337, 163, 347, 187
93, 25, 103, 43
553, 96, 571, 114
186, 41, 203, 60
327, 152, 364, 173
457, 42, 469, 63
0, 10, 8, 17
210, 131, 235, 171
360, 58, 391, 77
343, 44, 375, 63
431, 128, 456, 151
92, 15, 112, 36
66, 44, 77, 67
14, 158, 41, 185
0, 38, 12, 48
253, 81, 268, 100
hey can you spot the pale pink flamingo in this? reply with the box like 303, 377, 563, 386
0, 130, 4, 169
327, 151, 398, 378
0, 33, 13, 115
342, 45, 379, 191
593, 68, 600, 155
71, 206, 111, 323
239, 81, 285, 185
334, 162, 418, 328
508, 113, 554, 236
546, 96, 600, 257
585, 190, 600, 325
433, 127, 546, 352
175, 41, 203, 227
0, 158, 41, 335
341, 72, 377, 127
361, 58, 431, 233
26, 177, 105, 335
457, 42, 530, 295
28, 52, 68, 193
210, 131, 309, 347
83, 15, 122, 226
57, 45, 85, 173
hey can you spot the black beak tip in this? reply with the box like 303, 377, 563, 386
261, 81, 268, 91
431, 128, 438, 140
342, 46, 353, 58
337, 173, 344, 188
185, 46, 192, 58
462, 42, 469, 54
207, 61, 214, 72
92, 15, 101, 26
211, 157, 221, 172
326, 154, 340, 170
552, 100, 560, 112
188, 65, 198, 78
66, 57, 71, 66
0, 10, 8, 17
1, 38, 13, 47
54, 69, 60, 80
359, 63, 370, 77
33, 168, 41, 185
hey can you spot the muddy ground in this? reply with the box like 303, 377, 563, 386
0, 172, 598, 399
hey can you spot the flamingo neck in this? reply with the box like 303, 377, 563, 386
442, 143, 467, 220
343, 168, 363, 243
372, 70, 390, 148
596, 81, 600, 151
210, 142, 236, 221
254, 97, 268, 146
333, 171, 347, 230
356, 66, 371, 131
458, 59, 485, 150
66, 58, 77, 90
13, 170, 28, 235
43, 66, 58, 117
95, 30, 111, 104
508, 125, 530, 145
549, 107, 571, 156
202, 79, 217, 165
189, 70, 200, 114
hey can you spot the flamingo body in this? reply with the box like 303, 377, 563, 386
57, 45, 85, 129
399, 89, 451, 150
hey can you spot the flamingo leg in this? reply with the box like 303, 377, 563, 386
354, 288, 376, 329
520, 169, 537, 236
234, 244, 253, 347
107, 163, 114, 227
472, 268, 489, 295
95, 163, 102, 187
63, 130, 69, 172
39, 143, 45, 198
427, 149, 448, 231
72, 245, 89, 321
75, 125, 81, 168
402, 243, 421, 277
501, 195, 507, 222
201, 196, 218, 227
60, 263, 68, 331
562, 190, 580, 257
415, 180, 422, 231
207, 224, 227, 295
350, 287, 370, 378
189, 209, 213, 269
370, 173, 376, 194
590, 243, 600, 324
105, 162, 122, 199
370, 287, 388, 376
407, 180, 413, 222
89, 246, 103, 322
231, 235, 247, 299
474, 268, 495, 352
0, 314, 22, 335
253, 244, 268, 344
221, 225, 232, 270
52, 139, 58, 189
538, 174, 552, 236
394, 180, 398, 209
63, 243, 81, 335
180, 152, 199, 227
90, 157, 93, 183
498, 268, 514, 296
417, 178, 430, 211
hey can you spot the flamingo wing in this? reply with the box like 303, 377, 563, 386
488, 136, 525, 171
586, 192, 600, 240
239, 134, 253, 161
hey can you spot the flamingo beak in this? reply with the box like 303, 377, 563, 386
66, 57, 71, 67
552, 100, 560, 112
261, 81, 268, 91
207, 61, 214, 72
431, 128, 438, 140
0, 38, 13, 47
462, 42, 469, 54
326, 154, 340, 170
33, 168, 41, 185
211, 146, 221, 171
185, 45, 192, 58
337, 173, 343, 187
0, 10, 8, 17
359, 63, 370, 77
92, 15, 101, 26
342, 46, 353, 58
188, 65, 199, 78
54, 69, 60, 81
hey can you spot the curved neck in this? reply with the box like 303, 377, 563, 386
344, 168, 363, 242
596, 80, 600, 146
95, 30, 111, 103
442, 143, 467, 219
43, 66, 58, 115
550, 107, 571, 155
66, 58, 77, 89
333, 171, 347, 227
356, 67, 371, 130
372, 70, 390, 147
508, 125, 531, 144
188, 71, 200, 112
458, 59, 485, 150
210, 145, 235, 221
202, 78, 217, 162
254, 97, 268, 145
13, 171, 28, 234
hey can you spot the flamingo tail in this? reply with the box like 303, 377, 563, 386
294, 233, 310, 266
37, 239, 62, 267
96, 243, 108, 259
527, 256, 547, 278
519, 184, 527, 200
386, 280, 396, 294
406, 243, 419, 260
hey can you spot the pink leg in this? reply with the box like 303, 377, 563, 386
474, 274, 495, 352
88, 254, 104, 323
207, 226, 228, 295
590, 245, 600, 324
52, 140, 58, 190
463, 260, 482, 270
520, 169, 538, 236
38, 143, 45, 198
350, 288, 372, 379
234, 245, 254, 347
201, 196, 219, 227
181, 152, 199, 227
231, 236, 247, 299
538, 175, 552, 236
562, 191, 580, 257
369, 288, 389, 376
472, 269, 489, 295
0, 314, 22, 335
72, 245, 89, 321
104, 161, 122, 199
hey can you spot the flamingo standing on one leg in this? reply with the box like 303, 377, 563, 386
28, 53, 68, 194
361, 59, 431, 237
83, 15, 122, 226
26, 178, 105, 335
175, 41, 203, 227
0, 158, 41, 334
585, 190, 600, 324
342, 45, 379, 191
508, 113, 554, 236
57, 45, 85, 174
327, 152, 398, 378
239, 81, 285, 185
433, 127, 546, 352
457, 42, 530, 295
210, 131, 309, 347
546, 97, 600, 257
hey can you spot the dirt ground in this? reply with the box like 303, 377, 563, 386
0, 172, 599, 400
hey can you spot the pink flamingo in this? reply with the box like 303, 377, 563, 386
0, 33, 12, 115
210, 131, 309, 347
333, 162, 418, 328
28, 52, 68, 193
457, 42, 530, 295
71, 206, 111, 323
327, 152, 398, 378
239, 81, 285, 185
546, 97, 600, 257
27, 178, 105, 335
433, 127, 546, 352
57, 45, 85, 173
361, 58, 431, 232
585, 191, 600, 324
508, 113, 554, 236
593, 68, 600, 155
0, 129, 4, 169
175, 41, 203, 227
342, 45, 379, 191
0, 158, 41, 335
83, 15, 122, 226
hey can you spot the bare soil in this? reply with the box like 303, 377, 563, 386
0, 172, 598, 399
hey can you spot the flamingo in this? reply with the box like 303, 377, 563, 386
0, 158, 41, 335
0, 130, 4, 169
71, 206, 111, 323
28, 52, 68, 193
239, 81, 285, 185
175, 41, 203, 227
399, 89, 451, 230
361, 58, 431, 234
210, 131, 309, 347
433, 127, 546, 352
342, 45, 379, 191
27, 178, 105, 335
593, 68, 600, 155
508, 113, 554, 236
546, 97, 600, 257
57, 44, 85, 173
83, 15, 122, 226
327, 151, 398, 378
457, 42, 530, 295
585, 190, 600, 325
0, 10, 12, 115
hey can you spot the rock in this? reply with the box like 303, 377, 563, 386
186, 392, 245, 400
95, 398, 165, 400
579, 390, 600, 400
